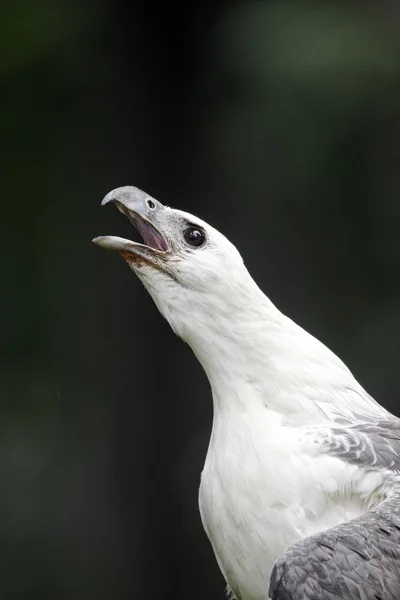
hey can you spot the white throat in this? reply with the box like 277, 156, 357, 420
179, 271, 385, 425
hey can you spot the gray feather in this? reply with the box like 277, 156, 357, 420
304, 418, 400, 472
269, 491, 400, 599
270, 418, 400, 599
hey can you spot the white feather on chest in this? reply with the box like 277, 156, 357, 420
199, 395, 386, 600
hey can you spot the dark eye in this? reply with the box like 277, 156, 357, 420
184, 227, 206, 247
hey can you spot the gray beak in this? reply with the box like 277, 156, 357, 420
93, 186, 169, 254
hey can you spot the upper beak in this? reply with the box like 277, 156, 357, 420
93, 186, 169, 255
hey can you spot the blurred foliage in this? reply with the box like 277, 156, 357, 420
2, 0, 400, 598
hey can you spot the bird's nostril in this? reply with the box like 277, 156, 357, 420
147, 199, 155, 209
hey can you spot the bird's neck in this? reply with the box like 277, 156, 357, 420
183, 286, 292, 410
183, 285, 354, 421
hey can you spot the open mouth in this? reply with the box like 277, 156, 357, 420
119, 202, 168, 252
93, 200, 169, 257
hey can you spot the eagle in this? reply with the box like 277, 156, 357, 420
94, 186, 400, 600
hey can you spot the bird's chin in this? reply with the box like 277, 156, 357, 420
92, 235, 169, 271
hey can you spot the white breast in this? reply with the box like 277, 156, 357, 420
199, 402, 384, 600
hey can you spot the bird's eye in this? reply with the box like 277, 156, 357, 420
183, 227, 206, 247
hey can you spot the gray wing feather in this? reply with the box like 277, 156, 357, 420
305, 418, 400, 472
269, 418, 400, 599
269, 492, 400, 600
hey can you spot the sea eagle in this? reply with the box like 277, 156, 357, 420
94, 186, 400, 600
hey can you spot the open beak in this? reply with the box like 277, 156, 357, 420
93, 187, 170, 264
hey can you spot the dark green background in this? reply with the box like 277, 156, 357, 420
2, 1, 400, 598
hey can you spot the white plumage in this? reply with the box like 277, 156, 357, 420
94, 186, 400, 600
197, 299, 390, 599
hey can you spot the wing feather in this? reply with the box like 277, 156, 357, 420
269, 492, 400, 600
270, 418, 400, 599
304, 418, 400, 472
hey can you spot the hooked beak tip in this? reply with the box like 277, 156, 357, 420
101, 192, 114, 206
